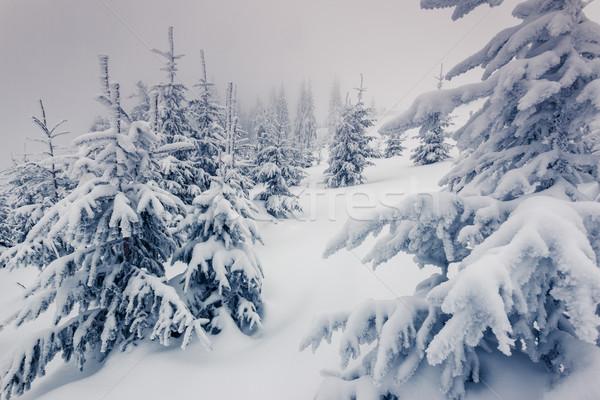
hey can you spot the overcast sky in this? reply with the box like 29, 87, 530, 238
0, 0, 598, 169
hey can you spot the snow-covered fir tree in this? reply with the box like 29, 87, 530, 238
152, 27, 198, 204
0, 189, 13, 248
128, 80, 151, 122
409, 112, 451, 165
4, 159, 55, 245
384, 131, 405, 158
272, 85, 292, 140
251, 98, 269, 157
408, 64, 451, 165
0, 110, 210, 400
254, 96, 304, 218
255, 154, 303, 218
303, 1, 600, 399
224, 83, 240, 167
245, 98, 264, 149
3, 100, 73, 245
292, 80, 318, 167
152, 27, 191, 144
324, 75, 374, 188
173, 160, 264, 335
326, 77, 343, 140
216, 83, 251, 178
95, 55, 130, 133
29, 100, 73, 203
187, 49, 226, 187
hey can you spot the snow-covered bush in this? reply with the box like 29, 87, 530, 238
304, 0, 600, 398
0, 121, 211, 400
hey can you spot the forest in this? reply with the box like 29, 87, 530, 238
0, 0, 599, 399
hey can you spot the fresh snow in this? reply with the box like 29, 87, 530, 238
0, 123, 597, 399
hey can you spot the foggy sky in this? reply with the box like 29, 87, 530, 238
1, 0, 598, 169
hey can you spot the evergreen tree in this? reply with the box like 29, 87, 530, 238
152, 27, 191, 143
368, 136, 385, 159
324, 75, 374, 188
0, 116, 210, 399
217, 83, 254, 182
384, 132, 405, 158
326, 78, 343, 140
0, 62, 212, 400
95, 55, 130, 134
236, 100, 254, 146
173, 162, 264, 335
251, 98, 268, 158
408, 65, 451, 165
224, 83, 239, 166
409, 112, 451, 165
152, 27, 198, 204
304, 1, 600, 399
254, 99, 304, 218
29, 100, 73, 203
293, 80, 318, 167
3, 100, 73, 245
271, 86, 291, 141
129, 80, 151, 122
0, 189, 13, 249
4, 159, 55, 245
245, 97, 264, 150
188, 49, 226, 187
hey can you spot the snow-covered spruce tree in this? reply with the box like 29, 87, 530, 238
254, 96, 305, 218
152, 27, 191, 144
272, 85, 292, 140
302, 81, 318, 163
152, 27, 198, 204
129, 80, 151, 122
0, 117, 211, 400
303, 1, 600, 399
408, 64, 451, 165
293, 80, 318, 167
251, 99, 269, 157
245, 98, 264, 149
172, 160, 264, 335
219, 83, 253, 182
409, 112, 452, 165
3, 160, 54, 245
187, 49, 226, 183
0, 189, 12, 249
327, 78, 343, 140
96, 55, 130, 134
384, 132, 405, 158
3, 100, 73, 245
224, 83, 240, 167
324, 75, 374, 188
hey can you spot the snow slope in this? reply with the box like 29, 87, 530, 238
0, 131, 594, 399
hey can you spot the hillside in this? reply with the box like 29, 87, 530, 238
3, 129, 590, 399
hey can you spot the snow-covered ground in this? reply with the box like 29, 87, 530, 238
0, 133, 585, 399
